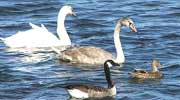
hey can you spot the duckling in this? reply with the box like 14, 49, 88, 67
63, 60, 119, 99
130, 60, 163, 79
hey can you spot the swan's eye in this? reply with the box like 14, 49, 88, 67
129, 22, 132, 26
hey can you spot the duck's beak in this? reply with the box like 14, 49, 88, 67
159, 63, 163, 67
130, 24, 137, 32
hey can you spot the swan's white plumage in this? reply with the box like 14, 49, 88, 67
3, 23, 63, 48
0, 5, 75, 48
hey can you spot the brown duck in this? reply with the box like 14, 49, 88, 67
130, 60, 163, 79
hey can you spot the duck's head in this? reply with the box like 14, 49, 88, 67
118, 17, 137, 32
152, 60, 162, 67
104, 60, 120, 68
61, 5, 76, 16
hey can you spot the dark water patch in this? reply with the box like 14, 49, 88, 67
168, 12, 180, 17
0, 71, 16, 82
162, 64, 180, 70
75, 19, 108, 28
161, 33, 180, 39
0, 6, 23, 14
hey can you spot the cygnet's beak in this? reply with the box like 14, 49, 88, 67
129, 24, 137, 32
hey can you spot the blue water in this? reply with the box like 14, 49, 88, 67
0, 0, 180, 100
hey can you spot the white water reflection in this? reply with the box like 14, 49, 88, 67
4, 46, 68, 64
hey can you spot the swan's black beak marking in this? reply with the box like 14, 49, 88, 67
72, 12, 76, 16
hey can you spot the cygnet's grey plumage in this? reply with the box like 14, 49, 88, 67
53, 17, 137, 65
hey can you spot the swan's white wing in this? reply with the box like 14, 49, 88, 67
3, 25, 61, 48
41, 24, 48, 31
29, 23, 48, 31
29, 23, 41, 29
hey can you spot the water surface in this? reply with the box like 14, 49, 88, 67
0, 0, 180, 100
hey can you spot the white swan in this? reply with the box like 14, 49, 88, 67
0, 5, 76, 48
52, 17, 137, 65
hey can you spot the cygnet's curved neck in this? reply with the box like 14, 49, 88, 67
57, 8, 71, 45
114, 22, 125, 63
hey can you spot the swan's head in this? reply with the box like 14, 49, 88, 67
61, 5, 76, 16
119, 17, 137, 32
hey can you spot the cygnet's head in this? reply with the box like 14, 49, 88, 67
119, 17, 137, 32
61, 5, 76, 16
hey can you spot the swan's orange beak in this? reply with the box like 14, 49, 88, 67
130, 24, 137, 32
71, 12, 76, 16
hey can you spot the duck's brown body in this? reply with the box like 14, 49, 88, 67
130, 60, 163, 79
130, 69, 163, 79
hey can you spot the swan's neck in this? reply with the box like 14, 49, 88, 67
114, 23, 125, 63
57, 9, 71, 45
